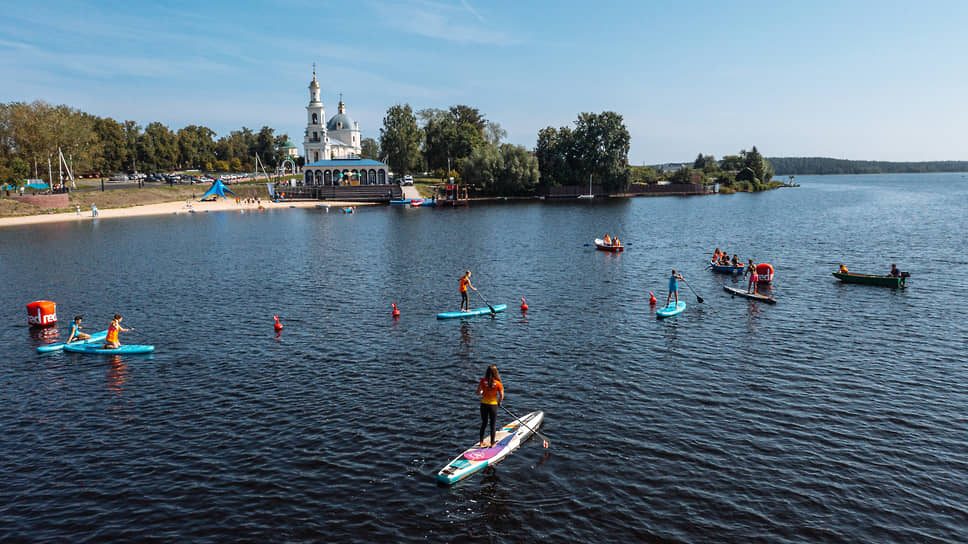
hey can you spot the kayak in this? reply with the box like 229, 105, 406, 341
37, 330, 108, 353
437, 304, 507, 320
656, 301, 686, 318
832, 272, 907, 288
724, 285, 777, 304
63, 343, 155, 355
437, 410, 544, 485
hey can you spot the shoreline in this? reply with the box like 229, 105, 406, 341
0, 199, 376, 229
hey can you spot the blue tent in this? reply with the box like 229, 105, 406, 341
199, 179, 236, 200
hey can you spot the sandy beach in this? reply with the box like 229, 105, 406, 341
0, 199, 377, 229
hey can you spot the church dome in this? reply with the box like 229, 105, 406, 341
327, 113, 355, 131
282, 139, 297, 149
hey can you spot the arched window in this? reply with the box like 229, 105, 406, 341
314, 170, 323, 184
324, 170, 332, 185
369, 169, 378, 184
304, 171, 312, 184
312, 113, 318, 124
378, 169, 386, 184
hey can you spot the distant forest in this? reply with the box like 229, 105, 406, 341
767, 157, 968, 176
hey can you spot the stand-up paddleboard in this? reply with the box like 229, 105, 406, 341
437, 410, 544, 485
656, 301, 686, 318
437, 304, 507, 320
723, 285, 777, 304
63, 343, 155, 355
37, 330, 109, 353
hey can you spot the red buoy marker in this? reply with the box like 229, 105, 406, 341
273, 315, 283, 331
391, 303, 400, 318
649, 291, 657, 305
520, 297, 528, 311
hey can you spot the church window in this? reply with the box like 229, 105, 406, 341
313, 151, 319, 162
378, 170, 386, 184
312, 113, 318, 124
369, 169, 377, 184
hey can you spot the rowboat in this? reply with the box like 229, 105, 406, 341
832, 272, 907, 288
594, 238, 624, 252
709, 260, 744, 274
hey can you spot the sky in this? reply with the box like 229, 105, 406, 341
2, 0, 967, 164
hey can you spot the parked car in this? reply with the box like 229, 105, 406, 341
109, 173, 128, 181
402, 174, 414, 185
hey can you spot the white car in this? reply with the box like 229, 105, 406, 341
402, 175, 414, 185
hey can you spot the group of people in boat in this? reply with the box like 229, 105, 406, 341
602, 234, 621, 247
712, 248, 741, 267
839, 263, 904, 277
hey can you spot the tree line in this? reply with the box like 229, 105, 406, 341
767, 157, 968, 176
0, 100, 297, 186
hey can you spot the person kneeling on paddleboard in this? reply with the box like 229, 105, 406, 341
459, 270, 477, 312
66, 315, 91, 343
103, 314, 132, 349
477, 365, 504, 447
666, 270, 684, 307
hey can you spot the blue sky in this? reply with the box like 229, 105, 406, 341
2, 0, 966, 163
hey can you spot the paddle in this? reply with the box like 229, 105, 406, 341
476, 290, 496, 314
501, 405, 549, 449
681, 277, 704, 303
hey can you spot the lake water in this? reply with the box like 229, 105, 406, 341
2, 173, 966, 543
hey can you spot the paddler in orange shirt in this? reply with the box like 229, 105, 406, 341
459, 270, 477, 312
477, 365, 504, 447
102, 314, 132, 349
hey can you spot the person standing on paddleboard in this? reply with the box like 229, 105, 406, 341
459, 270, 477, 312
477, 365, 504, 447
66, 315, 91, 343
103, 314, 132, 349
666, 270, 684, 307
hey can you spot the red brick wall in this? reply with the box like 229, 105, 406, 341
11, 194, 70, 208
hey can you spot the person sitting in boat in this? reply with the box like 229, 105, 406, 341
721, 252, 732, 265
889, 264, 900, 277
66, 315, 91, 344
103, 314, 132, 349
613, 237, 620, 247
604, 234, 611, 245
839, 264, 849, 274
713, 248, 722, 262
731, 254, 741, 266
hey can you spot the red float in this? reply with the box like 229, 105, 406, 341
649, 291, 657, 305
392, 303, 400, 318
520, 297, 528, 311
27, 300, 57, 327
273, 315, 283, 331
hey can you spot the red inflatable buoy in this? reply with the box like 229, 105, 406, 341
27, 300, 57, 327
649, 291, 657, 305
520, 297, 528, 311
392, 303, 400, 318
273, 315, 283, 331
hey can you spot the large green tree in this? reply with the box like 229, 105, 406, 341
359, 137, 380, 160
380, 104, 422, 175
535, 111, 630, 191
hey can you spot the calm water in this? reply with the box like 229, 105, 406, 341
2, 173, 966, 543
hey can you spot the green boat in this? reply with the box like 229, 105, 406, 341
832, 272, 907, 288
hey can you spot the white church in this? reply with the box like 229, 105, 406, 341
303, 67, 362, 162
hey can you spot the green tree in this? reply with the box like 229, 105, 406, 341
380, 104, 422, 175
255, 126, 276, 168
178, 125, 216, 170
359, 137, 380, 160
534, 126, 575, 187
94, 117, 127, 174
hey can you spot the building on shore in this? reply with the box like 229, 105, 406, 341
303, 67, 362, 162
302, 159, 389, 186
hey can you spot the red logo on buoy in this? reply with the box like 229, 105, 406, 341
27, 300, 57, 327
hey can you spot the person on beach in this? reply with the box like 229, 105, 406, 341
102, 314, 132, 349
666, 269, 684, 307
76, 205, 81, 216
477, 365, 504, 448
459, 270, 477, 312
91, 204, 98, 217
66, 315, 91, 343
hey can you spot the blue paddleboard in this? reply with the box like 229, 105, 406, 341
37, 330, 109, 353
437, 304, 507, 320
656, 301, 686, 318
63, 343, 155, 355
